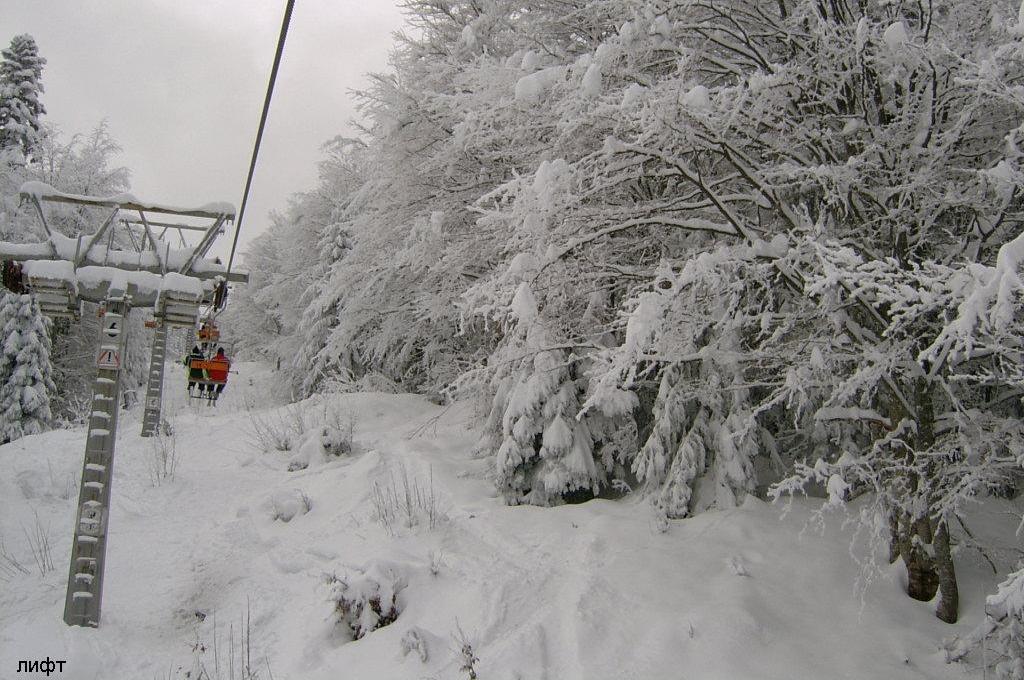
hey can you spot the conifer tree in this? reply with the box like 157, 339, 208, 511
0, 34, 46, 158
0, 293, 55, 442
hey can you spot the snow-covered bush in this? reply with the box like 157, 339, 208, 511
287, 428, 346, 472
264, 489, 312, 523
325, 563, 406, 639
320, 402, 354, 456
948, 565, 1024, 678
987, 567, 1024, 679
286, 403, 354, 471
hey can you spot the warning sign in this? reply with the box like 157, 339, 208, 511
103, 315, 121, 338
96, 349, 120, 369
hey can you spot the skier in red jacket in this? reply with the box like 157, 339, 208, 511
208, 347, 231, 402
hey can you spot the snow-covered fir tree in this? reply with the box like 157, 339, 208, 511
0, 34, 46, 158
0, 293, 54, 442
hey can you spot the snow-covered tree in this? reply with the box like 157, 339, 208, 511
0, 293, 54, 442
22, 124, 135, 422
479, 277, 626, 505
227, 0, 1024, 627
0, 34, 46, 158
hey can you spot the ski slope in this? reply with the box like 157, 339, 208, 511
0, 362, 1016, 679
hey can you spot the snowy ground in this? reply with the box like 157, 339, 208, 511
0, 362, 1019, 680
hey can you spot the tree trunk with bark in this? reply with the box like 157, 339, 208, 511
933, 519, 959, 623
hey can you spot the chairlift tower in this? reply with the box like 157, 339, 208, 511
0, 182, 248, 628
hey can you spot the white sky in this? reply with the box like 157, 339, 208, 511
3, 0, 406, 263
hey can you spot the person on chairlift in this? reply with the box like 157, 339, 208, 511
209, 346, 231, 402
185, 345, 204, 395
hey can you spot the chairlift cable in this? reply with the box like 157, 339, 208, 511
224, 0, 296, 281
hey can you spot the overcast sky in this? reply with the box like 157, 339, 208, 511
4, 0, 406, 263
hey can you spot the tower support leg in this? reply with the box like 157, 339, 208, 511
63, 293, 130, 628
141, 323, 168, 437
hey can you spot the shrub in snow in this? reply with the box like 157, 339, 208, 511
987, 567, 1024, 679
0, 293, 55, 443
325, 563, 406, 639
320, 425, 351, 456
284, 402, 354, 470
455, 625, 479, 679
264, 489, 311, 522
288, 426, 352, 471
949, 566, 1024, 678
319, 402, 355, 456
244, 399, 305, 453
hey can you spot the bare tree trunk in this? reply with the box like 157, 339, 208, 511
897, 512, 939, 601
933, 519, 959, 623
888, 510, 900, 564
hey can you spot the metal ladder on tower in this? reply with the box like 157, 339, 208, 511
63, 293, 130, 628
140, 323, 168, 437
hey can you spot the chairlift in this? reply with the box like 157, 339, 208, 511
186, 319, 231, 402
3, 0, 293, 629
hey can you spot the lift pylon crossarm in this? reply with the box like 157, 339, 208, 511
180, 216, 228, 274
0, 235, 248, 283
27, 195, 59, 258
137, 211, 165, 274
122, 217, 223, 233
75, 208, 120, 268
20, 181, 237, 220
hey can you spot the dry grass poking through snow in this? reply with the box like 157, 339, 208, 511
148, 430, 181, 486
244, 397, 356, 459
21, 510, 54, 576
0, 536, 30, 580
243, 397, 306, 453
161, 600, 275, 680
369, 463, 445, 536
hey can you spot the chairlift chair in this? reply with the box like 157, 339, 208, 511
186, 322, 231, 401
188, 357, 230, 390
